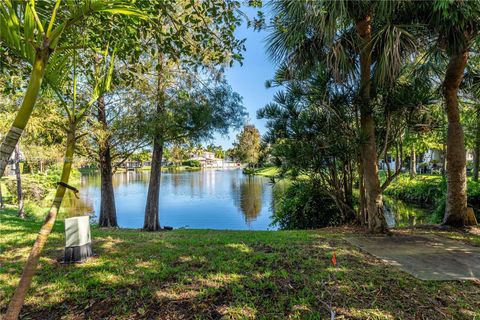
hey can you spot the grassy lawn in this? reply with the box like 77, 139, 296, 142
249, 166, 279, 178
1, 208, 480, 319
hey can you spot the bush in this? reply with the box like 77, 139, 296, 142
384, 174, 480, 222
272, 180, 342, 229
384, 175, 446, 204
182, 160, 201, 167
4, 165, 81, 202
242, 168, 255, 175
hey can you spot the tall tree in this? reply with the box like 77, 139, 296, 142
463, 56, 480, 182
4, 42, 117, 319
417, 1, 480, 226
232, 124, 261, 168
137, 0, 246, 231
265, 1, 417, 232
141, 67, 245, 231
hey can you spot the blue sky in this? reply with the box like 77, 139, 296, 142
213, 7, 278, 149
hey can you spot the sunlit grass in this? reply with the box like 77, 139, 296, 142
252, 166, 279, 178
1, 207, 479, 319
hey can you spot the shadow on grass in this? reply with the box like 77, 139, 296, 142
1, 210, 479, 319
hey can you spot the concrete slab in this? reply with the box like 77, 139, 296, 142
346, 234, 480, 280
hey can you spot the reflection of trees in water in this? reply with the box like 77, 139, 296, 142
171, 173, 182, 189
81, 171, 151, 189
112, 171, 150, 187
232, 176, 263, 224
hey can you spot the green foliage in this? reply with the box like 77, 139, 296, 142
182, 160, 201, 168
4, 164, 80, 202
384, 174, 447, 204
232, 124, 261, 166
242, 167, 256, 175
384, 174, 480, 222
258, 76, 357, 220
272, 180, 342, 230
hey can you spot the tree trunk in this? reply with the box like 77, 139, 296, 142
410, 147, 416, 179
473, 106, 480, 182
97, 97, 118, 227
5, 122, 76, 320
15, 145, 25, 218
144, 137, 163, 231
474, 148, 479, 182
0, 50, 49, 177
0, 177, 4, 209
358, 159, 367, 225
98, 148, 117, 227
343, 162, 353, 210
356, 15, 388, 233
144, 49, 165, 232
441, 140, 447, 176
442, 51, 469, 227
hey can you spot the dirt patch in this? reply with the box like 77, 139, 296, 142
252, 242, 275, 253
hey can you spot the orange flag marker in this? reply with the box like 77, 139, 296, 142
331, 251, 337, 267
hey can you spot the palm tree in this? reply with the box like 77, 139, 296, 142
0, 0, 143, 178
4, 45, 117, 319
462, 57, 480, 180
266, 0, 416, 232
416, 1, 480, 226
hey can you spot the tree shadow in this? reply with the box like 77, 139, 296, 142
1, 213, 479, 319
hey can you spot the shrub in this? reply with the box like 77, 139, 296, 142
384, 173, 480, 222
242, 168, 255, 175
182, 160, 201, 167
4, 165, 81, 202
272, 180, 342, 229
384, 175, 446, 204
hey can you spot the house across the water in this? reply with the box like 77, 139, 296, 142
189, 152, 239, 168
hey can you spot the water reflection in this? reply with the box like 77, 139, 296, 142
232, 176, 264, 225
67, 169, 274, 230
384, 196, 431, 227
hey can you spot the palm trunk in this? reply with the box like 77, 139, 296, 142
473, 106, 480, 182
474, 149, 479, 182
343, 162, 353, 210
410, 147, 416, 179
358, 159, 367, 225
0, 177, 4, 209
97, 97, 117, 227
144, 136, 163, 231
0, 50, 49, 177
356, 15, 388, 233
5, 122, 76, 320
15, 145, 25, 218
442, 51, 469, 226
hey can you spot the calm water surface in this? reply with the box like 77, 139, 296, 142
71, 169, 275, 230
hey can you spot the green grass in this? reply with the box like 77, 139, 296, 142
1, 208, 480, 319
245, 166, 279, 178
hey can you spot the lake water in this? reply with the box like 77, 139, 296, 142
63, 169, 432, 230
70, 169, 275, 230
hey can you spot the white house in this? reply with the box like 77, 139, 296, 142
189, 152, 239, 168
379, 148, 474, 174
